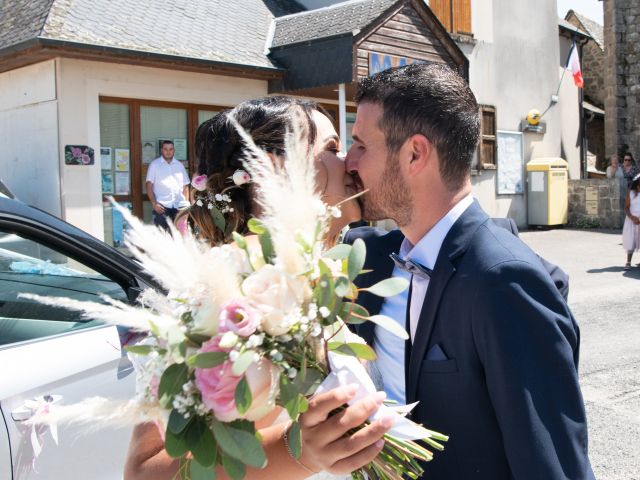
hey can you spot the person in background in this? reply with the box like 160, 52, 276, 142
606, 155, 623, 179
145, 140, 190, 231
622, 173, 640, 270
622, 153, 638, 188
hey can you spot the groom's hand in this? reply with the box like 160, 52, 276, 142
298, 385, 393, 474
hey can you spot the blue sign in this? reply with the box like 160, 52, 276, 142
368, 52, 424, 75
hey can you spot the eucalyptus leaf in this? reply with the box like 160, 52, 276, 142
287, 421, 302, 459
124, 344, 153, 355
158, 363, 189, 408
221, 453, 246, 480
347, 238, 366, 281
258, 231, 274, 264
246, 218, 266, 235
232, 231, 247, 249
187, 420, 217, 467
231, 351, 255, 376
212, 420, 266, 468
328, 341, 377, 360
190, 458, 217, 480
363, 277, 409, 297
168, 409, 191, 435
293, 367, 324, 396
164, 427, 189, 458
279, 378, 302, 419
340, 302, 370, 324
188, 351, 228, 368
334, 276, 351, 298
368, 314, 409, 340
323, 243, 352, 260
210, 204, 226, 232
235, 376, 252, 415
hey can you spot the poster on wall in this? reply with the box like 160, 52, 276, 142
115, 171, 130, 194
101, 172, 114, 193
173, 138, 187, 161
115, 148, 130, 172
100, 147, 112, 170
64, 145, 95, 165
496, 131, 524, 195
142, 141, 156, 164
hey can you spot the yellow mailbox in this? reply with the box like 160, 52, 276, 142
526, 157, 568, 226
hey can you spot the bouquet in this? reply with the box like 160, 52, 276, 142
25, 117, 447, 480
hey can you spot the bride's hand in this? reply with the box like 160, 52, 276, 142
297, 385, 393, 475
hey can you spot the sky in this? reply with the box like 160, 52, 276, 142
557, 0, 603, 24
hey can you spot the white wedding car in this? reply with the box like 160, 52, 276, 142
0, 187, 158, 480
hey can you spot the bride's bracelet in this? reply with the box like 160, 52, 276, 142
283, 421, 318, 475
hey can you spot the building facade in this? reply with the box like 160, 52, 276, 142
0, 0, 588, 239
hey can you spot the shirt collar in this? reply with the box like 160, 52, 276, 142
159, 156, 177, 165
399, 193, 474, 270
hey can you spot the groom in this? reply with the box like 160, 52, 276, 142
344, 64, 595, 479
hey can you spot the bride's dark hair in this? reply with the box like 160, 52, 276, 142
182, 96, 330, 245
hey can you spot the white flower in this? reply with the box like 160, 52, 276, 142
215, 194, 223, 201
232, 169, 251, 186
319, 306, 331, 318
191, 299, 219, 336
242, 265, 309, 336
219, 331, 239, 349
329, 206, 342, 218
207, 203, 213, 210
196, 199, 203, 207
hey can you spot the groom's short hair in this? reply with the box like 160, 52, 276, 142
356, 63, 480, 191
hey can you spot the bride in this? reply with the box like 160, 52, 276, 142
124, 96, 392, 480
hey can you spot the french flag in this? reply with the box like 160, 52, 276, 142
566, 42, 584, 88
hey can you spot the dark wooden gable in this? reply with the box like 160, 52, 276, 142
354, 0, 467, 81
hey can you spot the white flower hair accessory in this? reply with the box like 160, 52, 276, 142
231, 169, 251, 186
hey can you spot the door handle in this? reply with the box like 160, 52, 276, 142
11, 394, 63, 422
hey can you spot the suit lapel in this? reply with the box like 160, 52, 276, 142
405, 201, 489, 403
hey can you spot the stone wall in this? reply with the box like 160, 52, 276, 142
568, 178, 626, 228
604, 0, 640, 160
587, 116, 606, 171
582, 39, 606, 107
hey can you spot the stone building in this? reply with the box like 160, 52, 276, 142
603, 0, 640, 162
566, 10, 606, 171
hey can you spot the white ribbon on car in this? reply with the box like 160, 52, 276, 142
22, 395, 61, 468
314, 352, 432, 441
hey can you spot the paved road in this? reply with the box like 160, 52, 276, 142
520, 228, 640, 480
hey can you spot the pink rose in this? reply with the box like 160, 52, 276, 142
191, 174, 208, 191
71, 147, 82, 157
232, 169, 251, 186
218, 299, 260, 337
81, 154, 91, 165
195, 337, 278, 422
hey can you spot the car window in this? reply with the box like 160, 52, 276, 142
0, 231, 128, 346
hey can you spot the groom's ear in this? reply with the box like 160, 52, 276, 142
407, 134, 433, 173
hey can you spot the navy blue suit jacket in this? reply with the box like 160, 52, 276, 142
344, 201, 594, 479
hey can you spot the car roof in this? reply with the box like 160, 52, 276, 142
0, 195, 160, 291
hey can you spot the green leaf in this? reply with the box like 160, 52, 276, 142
334, 276, 351, 298
158, 363, 189, 408
313, 260, 335, 311
124, 344, 153, 355
293, 367, 324, 396
211, 420, 266, 468
328, 341, 377, 360
210, 204, 226, 232
368, 314, 409, 340
190, 458, 217, 480
287, 422, 302, 460
168, 409, 191, 435
246, 218, 266, 234
188, 351, 228, 368
232, 231, 247, 249
347, 238, 366, 281
231, 351, 255, 376
279, 377, 303, 419
258, 230, 275, 264
363, 277, 409, 297
221, 453, 246, 480
164, 427, 190, 458
235, 377, 252, 415
186, 420, 217, 467
323, 243, 352, 260
340, 302, 370, 325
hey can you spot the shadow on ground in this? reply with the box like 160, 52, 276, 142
587, 266, 640, 279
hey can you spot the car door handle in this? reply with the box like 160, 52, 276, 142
11, 394, 63, 422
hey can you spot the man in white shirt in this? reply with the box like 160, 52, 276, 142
145, 140, 190, 231
345, 63, 594, 480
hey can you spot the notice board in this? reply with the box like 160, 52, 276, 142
497, 131, 524, 195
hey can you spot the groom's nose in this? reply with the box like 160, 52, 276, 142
345, 150, 358, 174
